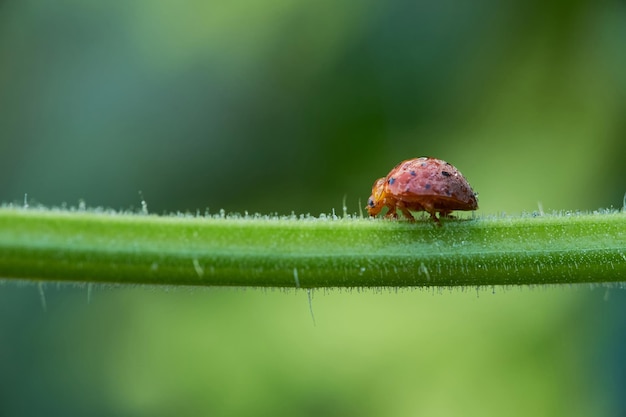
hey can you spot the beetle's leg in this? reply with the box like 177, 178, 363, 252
439, 210, 454, 219
397, 201, 415, 222
428, 211, 442, 226
384, 205, 398, 219
427, 210, 441, 225
422, 202, 441, 226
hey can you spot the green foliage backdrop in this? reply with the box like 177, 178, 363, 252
0, 0, 625, 416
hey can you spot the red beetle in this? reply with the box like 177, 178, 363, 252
366, 157, 478, 224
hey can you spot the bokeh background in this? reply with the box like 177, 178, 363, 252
1, 1, 625, 416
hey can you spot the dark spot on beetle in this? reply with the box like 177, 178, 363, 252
446, 190, 452, 196
425, 184, 431, 190
368, 199, 375, 207
421, 163, 426, 167
388, 178, 396, 185
441, 171, 451, 177
445, 162, 452, 166
410, 170, 416, 176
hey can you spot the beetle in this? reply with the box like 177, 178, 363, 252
366, 157, 478, 224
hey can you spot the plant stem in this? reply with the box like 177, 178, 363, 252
1, 206, 625, 288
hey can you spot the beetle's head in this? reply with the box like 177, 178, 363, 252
366, 177, 386, 217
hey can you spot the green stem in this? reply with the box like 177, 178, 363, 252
1, 206, 625, 288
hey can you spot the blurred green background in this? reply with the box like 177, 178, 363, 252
1, 0, 625, 416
